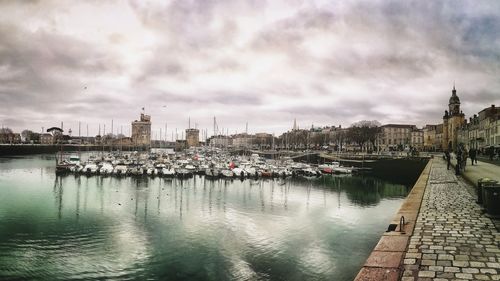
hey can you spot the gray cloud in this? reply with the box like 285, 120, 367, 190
0, 0, 499, 136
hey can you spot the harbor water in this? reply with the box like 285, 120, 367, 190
0, 154, 410, 281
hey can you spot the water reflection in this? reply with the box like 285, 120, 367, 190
0, 155, 410, 281
48, 173, 408, 232
53, 175, 63, 220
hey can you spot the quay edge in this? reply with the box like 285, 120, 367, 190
354, 159, 433, 281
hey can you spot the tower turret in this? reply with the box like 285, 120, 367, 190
448, 85, 461, 115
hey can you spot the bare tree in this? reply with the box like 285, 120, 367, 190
0, 127, 14, 143
347, 120, 382, 151
0, 128, 13, 134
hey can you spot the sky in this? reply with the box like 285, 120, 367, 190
1, 0, 499, 139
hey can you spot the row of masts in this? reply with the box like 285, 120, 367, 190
48, 117, 255, 144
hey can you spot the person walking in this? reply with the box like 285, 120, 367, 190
456, 148, 462, 175
462, 147, 468, 172
445, 150, 451, 170
469, 148, 476, 166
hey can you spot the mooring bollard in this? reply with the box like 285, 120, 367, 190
399, 216, 406, 234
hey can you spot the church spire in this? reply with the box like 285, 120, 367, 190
452, 82, 456, 95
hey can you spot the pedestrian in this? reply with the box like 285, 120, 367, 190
462, 147, 468, 171
490, 146, 495, 161
445, 150, 451, 170
456, 148, 462, 175
469, 148, 476, 166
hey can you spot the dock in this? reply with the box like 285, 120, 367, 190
355, 157, 500, 280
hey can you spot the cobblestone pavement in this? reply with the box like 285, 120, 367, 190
402, 159, 500, 281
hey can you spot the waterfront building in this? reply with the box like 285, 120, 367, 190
423, 125, 438, 151
131, 113, 151, 147
111, 137, 133, 146
208, 135, 231, 148
457, 114, 479, 150
255, 133, 273, 149
457, 105, 499, 150
442, 86, 465, 151
477, 105, 499, 148
378, 124, 417, 151
411, 128, 424, 151
40, 133, 54, 145
185, 128, 200, 148
232, 133, 253, 148
435, 124, 444, 151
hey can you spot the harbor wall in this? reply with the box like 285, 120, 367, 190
315, 154, 430, 187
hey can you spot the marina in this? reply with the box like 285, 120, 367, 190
0, 154, 410, 280
55, 148, 358, 180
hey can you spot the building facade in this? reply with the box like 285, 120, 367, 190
411, 128, 424, 151
457, 105, 499, 150
378, 124, 417, 151
40, 133, 54, 144
131, 113, 151, 147
232, 133, 253, 148
423, 124, 438, 151
209, 135, 231, 148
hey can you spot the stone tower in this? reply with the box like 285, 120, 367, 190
185, 128, 200, 148
442, 86, 465, 151
131, 113, 152, 147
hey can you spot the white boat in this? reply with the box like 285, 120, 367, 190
243, 166, 257, 177
113, 165, 128, 175
162, 167, 176, 177
83, 163, 99, 174
232, 167, 246, 177
302, 167, 319, 177
205, 168, 220, 178
185, 164, 196, 172
221, 169, 234, 178
129, 166, 142, 176
99, 162, 114, 175
176, 168, 192, 178
146, 167, 156, 176
277, 168, 292, 177
70, 164, 83, 173
332, 166, 353, 174
68, 155, 81, 165
318, 162, 340, 170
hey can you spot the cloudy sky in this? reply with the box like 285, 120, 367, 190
1, 0, 499, 138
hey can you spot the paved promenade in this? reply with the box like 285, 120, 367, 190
458, 159, 500, 186
402, 159, 500, 280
